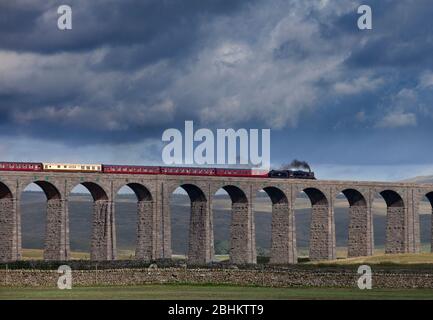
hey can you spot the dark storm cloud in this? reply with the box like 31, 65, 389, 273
0, 0, 256, 144
1, 0, 433, 173
0, 0, 249, 56
345, 0, 433, 69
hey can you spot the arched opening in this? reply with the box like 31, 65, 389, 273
0, 182, 12, 199
334, 191, 350, 259
20, 181, 62, 260
68, 182, 111, 261
68, 184, 93, 259
212, 188, 232, 262
419, 192, 433, 253
372, 194, 387, 254
170, 186, 190, 260
294, 191, 310, 261
170, 184, 209, 264
337, 189, 369, 258
379, 190, 405, 254
254, 189, 272, 263
295, 188, 334, 261
212, 185, 254, 264
115, 183, 153, 260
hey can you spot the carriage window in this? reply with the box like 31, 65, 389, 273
86, 166, 90, 169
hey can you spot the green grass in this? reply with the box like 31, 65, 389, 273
1, 284, 433, 300
21, 249, 134, 260
21, 248, 433, 265
308, 253, 433, 265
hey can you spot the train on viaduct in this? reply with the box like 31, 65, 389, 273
0, 161, 432, 265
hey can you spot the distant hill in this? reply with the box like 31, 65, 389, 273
401, 176, 433, 184
19, 191, 432, 256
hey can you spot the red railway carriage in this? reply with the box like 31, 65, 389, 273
102, 164, 161, 174
161, 166, 216, 176
0, 162, 42, 172
215, 168, 268, 177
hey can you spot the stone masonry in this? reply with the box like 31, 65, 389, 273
4, 267, 433, 289
0, 171, 432, 264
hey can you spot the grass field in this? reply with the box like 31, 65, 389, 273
309, 253, 433, 265
20, 248, 433, 265
1, 284, 433, 300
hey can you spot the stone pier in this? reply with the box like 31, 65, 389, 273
0, 197, 19, 262
348, 205, 373, 257
270, 203, 297, 264
44, 199, 69, 260
91, 200, 116, 261
135, 200, 154, 260
309, 204, 336, 261
188, 201, 212, 264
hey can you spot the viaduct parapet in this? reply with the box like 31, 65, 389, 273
0, 171, 431, 264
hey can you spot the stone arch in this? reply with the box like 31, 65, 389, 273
337, 188, 372, 257
181, 183, 207, 202
340, 188, 367, 207
260, 186, 296, 265
79, 182, 108, 201
299, 187, 335, 261
0, 181, 13, 199
221, 185, 247, 203
378, 189, 406, 254
19, 180, 66, 261
114, 182, 153, 202
303, 187, 328, 206
214, 185, 255, 265
169, 183, 210, 264
69, 182, 113, 261
262, 186, 288, 205
380, 189, 404, 208
425, 191, 433, 206
0, 182, 17, 262
114, 183, 154, 261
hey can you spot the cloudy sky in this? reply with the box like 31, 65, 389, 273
1, 0, 433, 181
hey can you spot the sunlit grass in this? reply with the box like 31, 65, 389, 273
310, 253, 433, 265
2, 284, 433, 300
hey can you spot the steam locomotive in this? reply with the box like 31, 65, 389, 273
0, 162, 316, 179
268, 169, 316, 179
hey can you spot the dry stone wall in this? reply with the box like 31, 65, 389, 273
2, 267, 433, 289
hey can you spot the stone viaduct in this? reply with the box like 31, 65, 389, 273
0, 170, 432, 264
